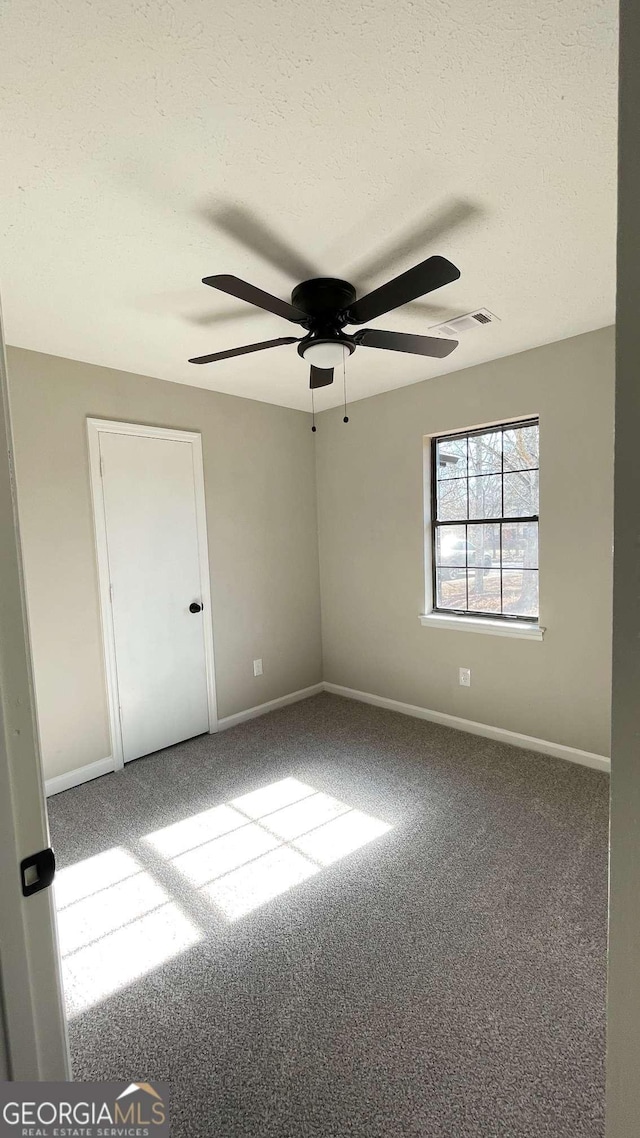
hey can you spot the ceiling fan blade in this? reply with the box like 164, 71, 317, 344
189, 336, 298, 365
346, 198, 481, 284
310, 366, 334, 390
204, 204, 319, 281
202, 275, 306, 323
346, 256, 460, 325
355, 328, 458, 358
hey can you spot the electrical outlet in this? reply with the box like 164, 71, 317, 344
459, 667, 471, 687
253, 658, 263, 677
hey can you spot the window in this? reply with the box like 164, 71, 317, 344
431, 419, 539, 622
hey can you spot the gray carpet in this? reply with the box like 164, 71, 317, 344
48, 693, 608, 1137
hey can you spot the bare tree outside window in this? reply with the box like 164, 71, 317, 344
431, 420, 539, 620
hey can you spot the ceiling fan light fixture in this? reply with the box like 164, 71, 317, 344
300, 340, 353, 369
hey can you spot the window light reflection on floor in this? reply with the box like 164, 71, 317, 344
54, 846, 140, 909
143, 802, 247, 858
292, 809, 391, 867
171, 821, 280, 887
55, 847, 201, 1018
231, 777, 316, 819
204, 845, 319, 921
144, 778, 392, 921
54, 779, 392, 1019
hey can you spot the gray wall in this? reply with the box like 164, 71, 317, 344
6, 327, 615, 783
7, 347, 322, 781
606, 0, 640, 1130
316, 326, 614, 757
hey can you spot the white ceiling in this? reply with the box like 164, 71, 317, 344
0, 0, 617, 411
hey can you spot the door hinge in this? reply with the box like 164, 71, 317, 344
109, 583, 114, 603
21, 847, 56, 897
99, 454, 104, 477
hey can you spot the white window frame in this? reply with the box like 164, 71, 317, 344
420, 418, 545, 640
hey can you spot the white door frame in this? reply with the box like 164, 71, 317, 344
87, 418, 218, 772
0, 298, 70, 1078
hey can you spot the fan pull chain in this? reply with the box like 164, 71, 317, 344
311, 387, 317, 433
342, 353, 349, 423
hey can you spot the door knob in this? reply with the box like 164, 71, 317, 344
189, 602, 203, 613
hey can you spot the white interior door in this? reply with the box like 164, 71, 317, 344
97, 428, 213, 763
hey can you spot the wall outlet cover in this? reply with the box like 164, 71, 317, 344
459, 667, 471, 687
253, 658, 263, 677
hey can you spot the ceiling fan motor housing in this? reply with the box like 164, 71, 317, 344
292, 278, 358, 366
291, 278, 357, 324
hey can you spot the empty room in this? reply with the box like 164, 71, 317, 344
1, 0, 636, 1136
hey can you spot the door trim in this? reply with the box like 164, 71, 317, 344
87, 418, 218, 772
0, 297, 70, 1078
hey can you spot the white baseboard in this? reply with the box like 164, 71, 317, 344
44, 684, 324, 795
44, 679, 608, 796
45, 755, 115, 797
323, 682, 611, 773
218, 683, 324, 732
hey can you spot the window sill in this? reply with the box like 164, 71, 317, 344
419, 612, 545, 640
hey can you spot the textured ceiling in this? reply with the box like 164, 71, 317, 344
0, 0, 617, 411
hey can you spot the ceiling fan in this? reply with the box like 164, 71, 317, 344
188, 255, 461, 390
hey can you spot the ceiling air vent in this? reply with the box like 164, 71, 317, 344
431, 308, 499, 337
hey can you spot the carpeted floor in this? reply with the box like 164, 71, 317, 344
48, 693, 608, 1137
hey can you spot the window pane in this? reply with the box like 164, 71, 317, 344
468, 430, 502, 476
503, 424, 538, 472
466, 523, 500, 568
467, 568, 501, 613
436, 568, 466, 610
502, 569, 539, 617
503, 470, 538, 517
436, 525, 467, 567
432, 420, 539, 621
468, 474, 502, 519
436, 436, 467, 479
501, 522, 538, 569
437, 477, 467, 521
